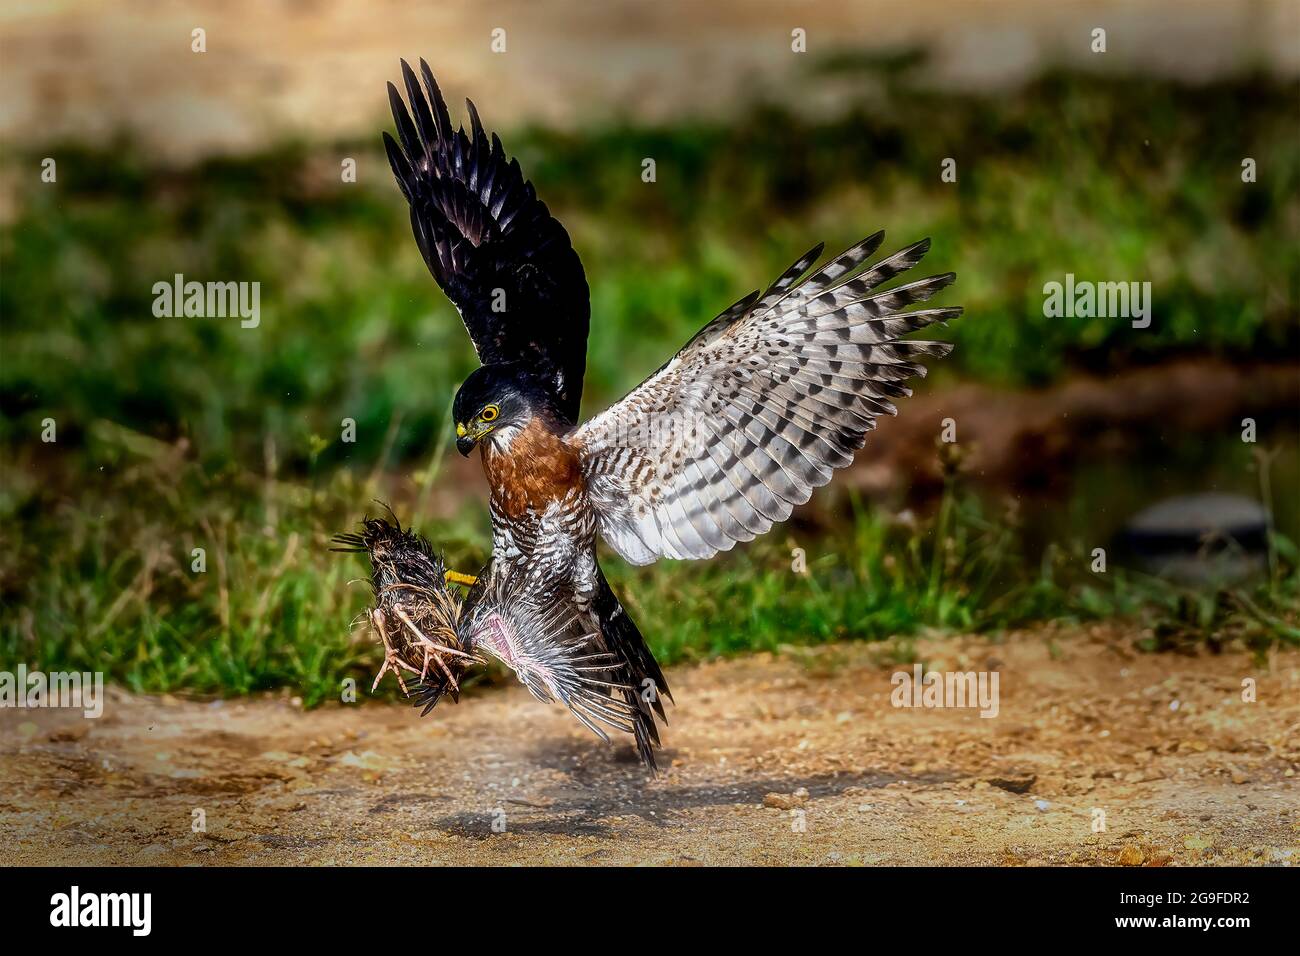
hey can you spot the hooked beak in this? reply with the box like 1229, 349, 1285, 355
455, 422, 477, 457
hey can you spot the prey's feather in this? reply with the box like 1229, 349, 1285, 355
333, 514, 472, 708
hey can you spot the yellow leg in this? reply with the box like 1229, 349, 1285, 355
444, 569, 478, 587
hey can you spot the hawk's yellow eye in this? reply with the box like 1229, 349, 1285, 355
480, 404, 499, 423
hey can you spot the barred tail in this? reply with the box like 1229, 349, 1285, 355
593, 565, 671, 770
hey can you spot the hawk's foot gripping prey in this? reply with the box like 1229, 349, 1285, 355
361, 58, 962, 769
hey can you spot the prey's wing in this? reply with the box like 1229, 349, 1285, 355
384, 58, 590, 422
573, 233, 960, 564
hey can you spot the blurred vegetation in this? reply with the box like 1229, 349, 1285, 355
2, 68, 1296, 469
2, 64, 1298, 698
2, 436, 1295, 706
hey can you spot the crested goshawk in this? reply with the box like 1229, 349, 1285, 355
378, 59, 961, 767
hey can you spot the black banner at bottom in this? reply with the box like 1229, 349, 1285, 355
0, 865, 1283, 942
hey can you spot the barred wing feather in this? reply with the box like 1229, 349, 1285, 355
574, 233, 960, 564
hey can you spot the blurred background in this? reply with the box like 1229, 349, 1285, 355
2, 0, 1297, 703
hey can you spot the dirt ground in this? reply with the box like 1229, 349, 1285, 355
1, 627, 1296, 866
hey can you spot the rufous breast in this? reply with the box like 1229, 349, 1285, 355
481, 416, 584, 519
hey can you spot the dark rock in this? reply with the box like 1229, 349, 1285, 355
988, 774, 1037, 794
1119, 493, 1269, 584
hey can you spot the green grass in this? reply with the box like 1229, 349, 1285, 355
3, 430, 1295, 706
2, 65, 1299, 699
1, 69, 1296, 470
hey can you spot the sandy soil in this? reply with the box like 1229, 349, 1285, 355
1, 627, 1296, 866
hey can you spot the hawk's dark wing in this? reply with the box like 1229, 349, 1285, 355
383, 59, 590, 422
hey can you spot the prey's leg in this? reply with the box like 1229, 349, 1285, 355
392, 605, 475, 692
370, 608, 420, 696
444, 569, 478, 587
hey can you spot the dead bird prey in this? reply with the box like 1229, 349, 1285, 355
334, 516, 639, 742
333, 516, 472, 700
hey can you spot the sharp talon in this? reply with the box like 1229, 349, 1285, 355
444, 569, 478, 587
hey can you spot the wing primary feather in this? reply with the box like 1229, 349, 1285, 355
577, 233, 959, 564
383, 59, 591, 422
